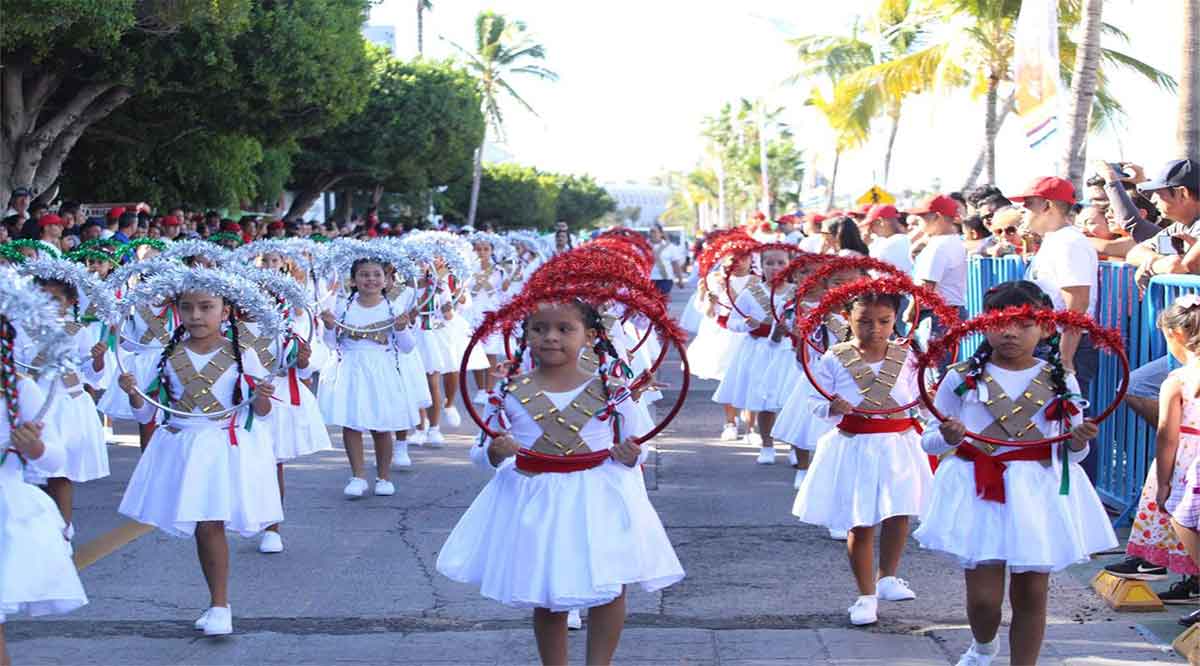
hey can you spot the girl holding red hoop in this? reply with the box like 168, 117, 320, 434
688, 251, 754, 442
915, 282, 1116, 666
436, 299, 683, 666
792, 290, 932, 627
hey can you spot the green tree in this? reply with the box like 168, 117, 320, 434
1, 0, 371, 207
442, 163, 556, 230
446, 11, 557, 227
553, 174, 616, 227
285, 54, 485, 218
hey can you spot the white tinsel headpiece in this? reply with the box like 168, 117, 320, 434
105, 257, 178, 291
315, 238, 420, 283
159, 238, 233, 266
223, 264, 316, 314
124, 266, 286, 339
233, 238, 325, 272
397, 230, 480, 278
17, 257, 122, 326
466, 231, 516, 265
0, 267, 76, 377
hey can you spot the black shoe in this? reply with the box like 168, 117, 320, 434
1160, 576, 1200, 604
1104, 556, 1169, 581
1180, 607, 1200, 627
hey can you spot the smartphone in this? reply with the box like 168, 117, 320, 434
1157, 234, 1181, 255
1107, 162, 1133, 179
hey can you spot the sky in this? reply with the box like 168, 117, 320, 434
369, 0, 1187, 202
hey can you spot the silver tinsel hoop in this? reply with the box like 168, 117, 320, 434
105, 257, 177, 291
398, 230, 480, 279
233, 238, 325, 272
17, 257, 122, 326
316, 239, 420, 284
159, 239, 233, 266
124, 266, 286, 339
0, 267, 77, 408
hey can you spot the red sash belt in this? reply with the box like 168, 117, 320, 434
1182, 426, 1200, 436
837, 415, 918, 434
955, 444, 1052, 503
716, 314, 729, 329
748, 323, 773, 339
514, 448, 611, 474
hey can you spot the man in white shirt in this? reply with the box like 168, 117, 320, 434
649, 223, 685, 295
910, 194, 967, 314
797, 213, 826, 253
865, 204, 914, 274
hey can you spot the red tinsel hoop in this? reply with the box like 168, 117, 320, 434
460, 283, 689, 446
767, 253, 835, 329
790, 255, 926, 351
596, 227, 654, 258
696, 229, 753, 278
916, 305, 1129, 448
798, 274, 960, 416
721, 241, 799, 319
588, 237, 653, 274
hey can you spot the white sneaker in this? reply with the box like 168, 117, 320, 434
258, 531, 283, 554
828, 528, 849, 541
567, 608, 582, 630
756, 447, 776, 465
374, 479, 395, 496
955, 640, 998, 666
426, 426, 446, 448
203, 605, 233, 636
409, 428, 427, 446
472, 390, 488, 405
747, 431, 763, 446
877, 576, 916, 601
392, 440, 412, 469
343, 477, 368, 499
793, 469, 807, 489
194, 608, 212, 631
443, 405, 462, 428
848, 595, 878, 626
720, 423, 738, 441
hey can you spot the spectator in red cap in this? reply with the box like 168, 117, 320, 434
159, 215, 182, 240
36, 214, 66, 253
865, 204, 913, 273
798, 213, 826, 253
1012, 176, 1100, 416
268, 220, 286, 238
909, 194, 967, 353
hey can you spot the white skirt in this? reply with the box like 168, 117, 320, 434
398, 347, 433, 410
772, 376, 830, 451
95, 350, 159, 420
0, 476, 88, 621
449, 315, 492, 371
686, 318, 742, 382
118, 418, 282, 538
414, 326, 458, 374
680, 291, 703, 334
25, 390, 108, 483
437, 459, 684, 611
793, 428, 933, 531
319, 346, 422, 432
914, 457, 1118, 572
712, 338, 798, 412
262, 374, 332, 462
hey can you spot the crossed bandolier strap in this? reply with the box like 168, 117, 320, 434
830, 341, 909, 420
165, 346, 238, 419
136, 305, 173, 345
28, 320, 84, 392
744, 280, 793, 342
507, 375, 608, 456
236, 322, 276, 369
471, 266, 503, 297
947, 361, 1059, 456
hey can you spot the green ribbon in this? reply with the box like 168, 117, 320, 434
1059, 443, 1070, 496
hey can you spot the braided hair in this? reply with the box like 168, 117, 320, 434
154, 324, 188, 401
228, 310, 245, 406
571, 300, 625, 441
0, 317, 19, 430
968, 280, 1069, 399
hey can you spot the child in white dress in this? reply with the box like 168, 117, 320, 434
689, 254, 754, 440
793, 291, 933, 627
1165, 296, 1200, 629
116, 281, 281, 637
917, 281, 1114, 666
437, 300, 683, 665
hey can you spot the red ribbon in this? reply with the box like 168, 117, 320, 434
287, 368, 301, 406
1181, 425, 1200, 436
955, 444, 1052, 503
747, 323, 773, 339
836, 415, 918, 434
514, 448, 611, 474
716, 314, 729, 329
1043, 397, 1080, 421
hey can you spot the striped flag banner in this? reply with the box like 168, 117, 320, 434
1012, 0, 1061, 151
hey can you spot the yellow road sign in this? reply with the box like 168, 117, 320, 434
856, 186, 896, 206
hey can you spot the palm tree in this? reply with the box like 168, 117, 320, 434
807, 87, 871, 210
417, 0, 432, 57
447, 11, 557, 227
1059, 0, 1103, 189
1180, 0, 1199, 162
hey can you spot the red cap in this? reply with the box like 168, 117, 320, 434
37, 214, 65, 228
223, 222, 242, 233
160, 215, 181, 226
1008, 176, 1077, 205
757, 222, 772, 234
853, 203, 872, 216
809, 213, 827, 224
107, 207, 126, 220
752, 211, 766, 221
906, 194, 958, 218
776, 214, 797, 224
268, 220, 285, 230
865, 204, 900, 223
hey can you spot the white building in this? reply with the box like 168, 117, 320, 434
361, 25, 398, 56
604, 184, 670, 227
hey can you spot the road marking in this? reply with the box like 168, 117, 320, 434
74, 521, 154, 571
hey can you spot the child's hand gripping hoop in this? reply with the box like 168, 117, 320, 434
460, 283, 690, 448
721, 241, 799, 319
788, 256, 924, 354
915, 305, 1129, 447
797, 274, 961, 416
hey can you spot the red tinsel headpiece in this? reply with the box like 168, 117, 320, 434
526, 247, 662, 304
588, 236, 653, 273
919, 305, 1125, 368
768, 252, 836, 290
696, 228, 753, 277
796, 274, 960, 345
698, 237, 760, 279
789, 255, 917, 309
594, 228, 654, 266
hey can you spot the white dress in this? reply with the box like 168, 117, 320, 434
118, 346, 283, 538
792, 348, 933, 531
437, 379, 684, 611
412, 278, 460, 374
914, 362, 1118, 572
96, 305, 172, 420
772, 308, 841, 450
466, 266, 509, 356
15, 324, 108, 484
243, 317, 333, 462
319, 297, 422, 432
0, 379, 87, 623
685, 273, 750, 381
711, 284, 799, 412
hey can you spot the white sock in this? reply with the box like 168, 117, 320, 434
973, 639, 998, 655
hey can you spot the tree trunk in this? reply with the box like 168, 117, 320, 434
1060, 0, 1105, 192
827, 149, 841, 211
963, 94, 1017, 190
983, 74, 1000, 185
416, 1, 425, 57
1179, 0, 1200, 162
757, 108, 771, 218
343, 189, 353, 225
882, 104, 901, 188
466, 125, 487, 227
372, 183, 384, 207
285, 173, 350, 219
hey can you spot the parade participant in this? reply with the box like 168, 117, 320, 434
409, 259, 455, 446
319, 258, 420, 497
865, 205, 914, 273
0, 270, 88, 666
916, 281, 1115, 665
712, 245, 795, 464
465, 234, 511, 417
687, 246, 755, 441
793, 287, 932, 626
115, 268, 283, 637
437, 297, 683, 666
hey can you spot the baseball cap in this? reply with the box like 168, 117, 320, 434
865, 204, 900, 223
1137, 159, 1200, 195
37, 214, 65, 228
1008, 176, 1077, 205
159, 215, 181, 226
906, 194, 959, 217
809, 213, 827, 224
106, 206, 126, 221
11, 187, 31, 198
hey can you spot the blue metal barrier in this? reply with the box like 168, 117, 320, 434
960, 256, 1030, 359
